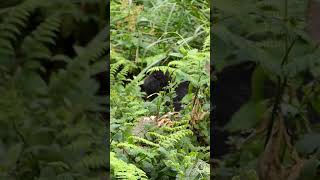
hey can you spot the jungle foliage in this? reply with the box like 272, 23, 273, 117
0, 0, 108, 179
214, 0, 320, 179
110, 0, 210, 179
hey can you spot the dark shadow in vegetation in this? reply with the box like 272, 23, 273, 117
0, 0, 108, 179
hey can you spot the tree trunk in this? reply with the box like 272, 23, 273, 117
307, 0, 320, 43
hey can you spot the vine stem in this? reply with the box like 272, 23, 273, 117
264, 0, 295, 147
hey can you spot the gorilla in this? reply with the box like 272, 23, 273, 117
211, 61, 256, 158
140, 71, 190, 111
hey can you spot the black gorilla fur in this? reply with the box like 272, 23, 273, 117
141, 71, 189, 111
173, 81, 190, 111
141, 71, 171, 99
211, 61, 256, 158
213, 62, 255, 126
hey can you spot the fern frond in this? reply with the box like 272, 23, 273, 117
129, 136, 160, 147
80, 152, 108, 169
147, 66, 176, 75
160, 129, 193, 148
32, 15, 61, 45
110, 51, 137, 83
162, 124, 190, 132
0, 2, 35, 55
111, 152, 148, 180
117, 142, 155, 158
19, 14, 61, 62
147, 132, 168, 141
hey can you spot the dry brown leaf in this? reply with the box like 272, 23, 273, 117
191, 98, 205, 124
158, 112, 179, 120
285, 158, 306, 180
257, 114, 305, 180
258, 114, 285, 180
157, 118, 173, 127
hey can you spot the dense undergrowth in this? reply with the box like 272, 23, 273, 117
0, 0, 108, 179
2, 0, 319, 179
110, 0, 210, 179
214, 0, 320, 179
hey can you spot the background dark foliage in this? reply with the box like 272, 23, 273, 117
0, 0, 108, 179
212, 0, 320, 179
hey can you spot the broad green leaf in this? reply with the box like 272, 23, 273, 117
296, 133, 320, 155
225, 101, 267, 132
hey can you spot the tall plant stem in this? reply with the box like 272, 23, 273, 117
264, 0, 292, 147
